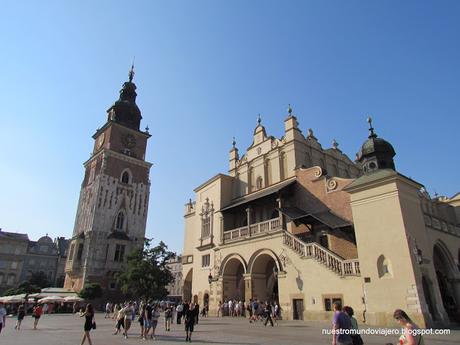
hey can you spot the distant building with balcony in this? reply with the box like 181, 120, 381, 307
181, 108, 460, 328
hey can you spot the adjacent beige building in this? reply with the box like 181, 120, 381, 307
181, 108, 460, 327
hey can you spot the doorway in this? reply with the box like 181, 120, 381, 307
293, 299, 304, 320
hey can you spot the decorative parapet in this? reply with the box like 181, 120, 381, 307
424, 213, 460, 237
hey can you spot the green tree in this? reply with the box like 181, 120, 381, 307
29, 271, 51, 288
78, 283, 103, 300
1, 272, 48, 296
116, 240, 174, 300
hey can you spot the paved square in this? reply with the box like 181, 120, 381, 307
0, 313, 458, 345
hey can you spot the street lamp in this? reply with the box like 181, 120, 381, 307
208, 272, 213, 285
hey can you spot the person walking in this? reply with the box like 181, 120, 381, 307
176, 303, 183, 324
264, 302, 274, 327
150, 304, 160, 340
112, 303, 120, 320
80, 303, 95, 345
113, 305, 125, 335
138, 302, 146, 338
184, 303, 194, 342
164, 304, 172, 331
143, 301, 153, 339
193, 303, 200, 325
332, 301, 353, 345
343, 306, 363, 345
0, 302, 6, 334
104, 302, 112, 319
123, 302, 134, 339
32, 303, 43, 330
393, 309, 424, 345
15, 303, 26, 330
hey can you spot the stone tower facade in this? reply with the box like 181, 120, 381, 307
64, 67, 152, 293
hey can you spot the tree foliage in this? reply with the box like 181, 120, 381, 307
1, 271, 50, 296
78, 283, 103, 300
116, 240, 174, 300
29, 271, 51, 288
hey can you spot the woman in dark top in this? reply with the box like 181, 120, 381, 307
15, 303, 26, 330
80, 303, 94, 345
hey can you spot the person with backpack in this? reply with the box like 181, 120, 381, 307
164, 304, 173, 331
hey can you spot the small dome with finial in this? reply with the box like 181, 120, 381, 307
357, 116, 396, 174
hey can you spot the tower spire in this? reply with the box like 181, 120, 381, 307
128, 59, 135, 83
367, 116, 377, 138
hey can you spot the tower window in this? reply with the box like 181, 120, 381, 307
114, 244, 125, 262
120, 169, 132, 184
116, 211, 125, 230
121, 172, 130, 184
76, 243, 84, 260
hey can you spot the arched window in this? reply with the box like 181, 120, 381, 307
377, 255, 392, 278
116, 211, 125, 230
121, 170, 131, 184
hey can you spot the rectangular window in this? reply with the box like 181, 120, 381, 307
77, 243, 84, 260
201, 254, 210, 268
323, 296, 343, 311
202, 217, 211, 239
114, 244, 125, 262
11, 262, 18, 269
68, 244, 75, 261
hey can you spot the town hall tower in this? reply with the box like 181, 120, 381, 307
64, 66, 152, 293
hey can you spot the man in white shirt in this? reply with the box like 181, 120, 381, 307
0, 302, 7, 334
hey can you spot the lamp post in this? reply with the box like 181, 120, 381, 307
208, 272, 213, 285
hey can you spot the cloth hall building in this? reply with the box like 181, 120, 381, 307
181, 108, 460, 327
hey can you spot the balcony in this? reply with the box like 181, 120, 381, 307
222, 217, 282, 243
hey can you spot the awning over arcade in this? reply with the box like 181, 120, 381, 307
220, 177, 296, 212
277, 206, 351, 229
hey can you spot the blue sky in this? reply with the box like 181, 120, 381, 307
0, 1, 459, 253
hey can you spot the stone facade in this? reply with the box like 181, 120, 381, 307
0, 230, 70, 293
166, 255, 183, 301
64, 67, 152, 295
181, 109, 460, 328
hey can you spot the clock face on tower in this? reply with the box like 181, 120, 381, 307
122, 133, 137, 149
97, 133, 105, 149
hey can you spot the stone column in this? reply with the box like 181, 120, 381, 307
276, 196, 284, 227
246, 207, 252, 237
243, 273, 253, 302
220, 215, 224, 245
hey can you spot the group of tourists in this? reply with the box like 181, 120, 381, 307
216, 299, 280, 327
0, 301, 44, 333
101, 300, 200, 342
331, 301, 425, 345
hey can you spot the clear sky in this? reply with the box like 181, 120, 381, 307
0, 1, 459, 253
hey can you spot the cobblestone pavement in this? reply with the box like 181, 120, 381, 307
0, 313, 458, 345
